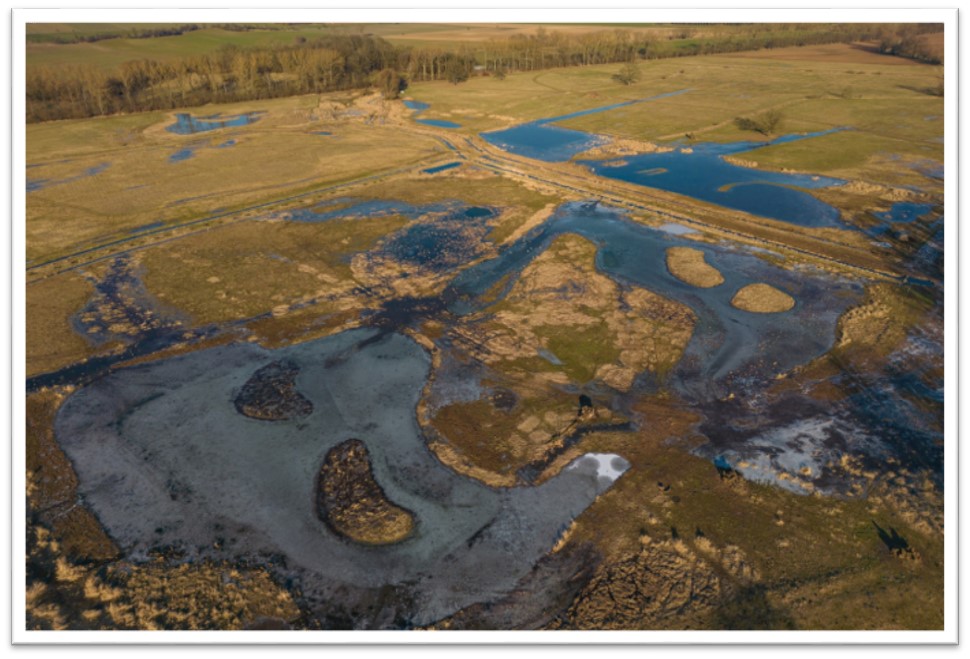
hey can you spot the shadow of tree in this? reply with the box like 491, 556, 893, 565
872, 520, 910, 552
710, 584, 797, 630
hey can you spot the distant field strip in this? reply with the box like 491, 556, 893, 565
25, 152, 455, 281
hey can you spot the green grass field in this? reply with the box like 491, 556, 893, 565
407, 43, 942, 191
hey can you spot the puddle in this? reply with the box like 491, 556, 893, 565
418, 118, 462, 128
404, 99, 462, 129
566, 453, 630, 484
379, 208, 498, 270
169, 148, 197, 162
911, 160, 944, 180
166, 111, 263, 135
71, 255, 188, 348
873, 202, 934, 224
423, 162, 462, 174
128, 221, 165, 234
537, 348, 563, 365
25, 161, 111, 192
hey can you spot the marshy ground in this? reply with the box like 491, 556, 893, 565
25, 36, 944, 632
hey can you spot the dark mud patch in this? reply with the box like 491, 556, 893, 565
234, 359, 313, 421
381, 217, 493, 270
72, 255, 187, 348
316, 439, 415, 545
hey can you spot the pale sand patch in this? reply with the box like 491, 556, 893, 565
666, 246, 725, 288
731, 283, 795, 313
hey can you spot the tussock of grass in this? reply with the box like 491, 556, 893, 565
665, 246, 725, 288
731, 283, 795, 313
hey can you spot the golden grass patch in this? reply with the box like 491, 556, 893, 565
665, 246, 725, 288
316, 439, 415, 545
731, 283, 795, 313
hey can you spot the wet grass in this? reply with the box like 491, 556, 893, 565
429, 386, 577, 483
140, 213, 408, 326
26, 94, 440, 264
537, 322, 620, 383
566, 396, 943, 629
26, 272, 96, 376
353, 171, 564, 245
409, 44, 941, 191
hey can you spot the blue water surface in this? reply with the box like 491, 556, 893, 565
25, 161, 111, 193
446, 201, 861, 396
873, 202, 934, 224
417, 119, 462, 129
580, 131, 848, 227
405, 99, 462, 129
481, 89, 690, 162
424, 162, 462, 174
169, 148, 196, 163
166, 112, 263, 135
479, 90, 852, 227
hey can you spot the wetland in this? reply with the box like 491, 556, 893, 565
24, 26, 945, 634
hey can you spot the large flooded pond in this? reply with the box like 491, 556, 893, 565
55, 328, 624, 625
481, 90, 689, 161
579, 133, 847, 227
478, 92, 848, 226
448, 201, 862, 397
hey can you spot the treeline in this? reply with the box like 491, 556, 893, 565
26, 22, 287, 45
876, 23, 943, 64
26, 23, 942, 123
26, 24, 204, 45
433, 23, 891, 74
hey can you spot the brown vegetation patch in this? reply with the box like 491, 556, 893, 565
233, 359, 313, 421
27, 389, 118, 561
824, 283, 932, 372
549, 533, 727, 630
731, 283, 795, 313
316, 439, 415, 545
26, 273, 96, 376
425, 235, 693, 486
665, 246, 725, 288
548, 394, 943, 629
27, 523, 300, 631
465, 234, 695, 386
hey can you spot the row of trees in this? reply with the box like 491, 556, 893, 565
876, 24, 943, 64
25, 22, 289, 44
26, 23, 943, 123
26, 24, 204, 45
